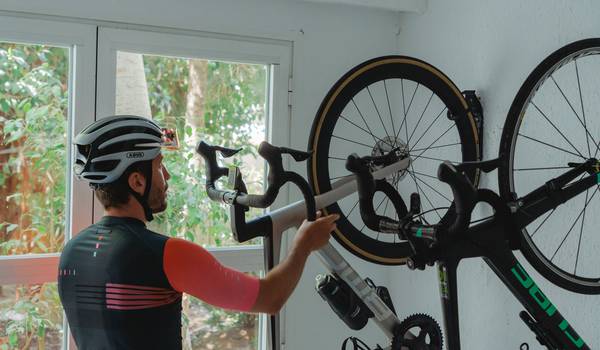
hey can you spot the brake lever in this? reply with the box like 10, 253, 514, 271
455, 157, 500, 174
215, 145, 242, 158
280, 147, 312, 162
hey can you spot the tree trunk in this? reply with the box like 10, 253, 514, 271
115, 52, 152, 118
180, 59, 208, 350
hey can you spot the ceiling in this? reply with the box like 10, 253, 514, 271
298, 0, 427, 12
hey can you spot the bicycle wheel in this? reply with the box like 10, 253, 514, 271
308, 56, 481, 265
499, 38, 600, 294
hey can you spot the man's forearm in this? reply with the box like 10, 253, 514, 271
251, 245, 310, 314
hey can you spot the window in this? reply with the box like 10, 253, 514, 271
0, 16, 96, 350
96, 27, 292, 350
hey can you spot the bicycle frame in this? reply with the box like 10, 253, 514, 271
222, 155, 594, 350
263, 157, 411, 350
436, 218, 589, 350
402, 160, 597, 349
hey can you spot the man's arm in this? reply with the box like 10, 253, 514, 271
251, 212, 338, 314
250, 243, 310, 314
163, 212, 338, 314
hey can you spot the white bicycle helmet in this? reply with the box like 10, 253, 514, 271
74, 115, 165, 221
74, 115, 164, 184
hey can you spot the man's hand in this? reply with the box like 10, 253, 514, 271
251, 211, 340, 314
293, 211, 339, 253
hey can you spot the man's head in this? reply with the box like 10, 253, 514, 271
73, 115, 172, 221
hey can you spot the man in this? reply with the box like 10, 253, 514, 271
58, 115, 338, 349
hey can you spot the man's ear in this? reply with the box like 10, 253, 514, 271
128, 171, 146, 195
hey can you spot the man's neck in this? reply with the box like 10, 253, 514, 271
105, 199, 147, 222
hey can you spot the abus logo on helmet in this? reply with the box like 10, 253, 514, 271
126, 152, 144, 158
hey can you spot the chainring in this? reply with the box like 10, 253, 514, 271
392, 313, 443, 350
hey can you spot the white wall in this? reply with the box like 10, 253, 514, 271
6, 1, 598, 349
390, 0, 600, 349
0, 1, 403, 349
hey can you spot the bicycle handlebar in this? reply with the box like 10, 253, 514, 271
345, 153, 403, 233
346, 152, 478, 240
436, 161, 478, 235
196, 140, 317, 221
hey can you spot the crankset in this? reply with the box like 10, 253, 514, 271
392, 313, 443, 350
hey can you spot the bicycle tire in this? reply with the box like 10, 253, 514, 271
499, 38, 600, 294
308, 56, 481, 265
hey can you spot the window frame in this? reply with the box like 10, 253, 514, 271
96, 27, 293, 350
0, 14, 97, 350
96, 26, 292, 270
0, 18, 293, 349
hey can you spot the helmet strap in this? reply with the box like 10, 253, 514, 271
128, 165, 154, 222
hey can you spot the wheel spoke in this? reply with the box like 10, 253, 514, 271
360, 195, 387, 233
518, 133, 586, 159
550, 186, 599, 262
410, 172, 452, 202
409, 106, 448, 152
347, 196, 361, 217
551, 69, 598, 157
408, 91, 435, 145
367, 86, 392, 140
412, 123, 457, 162
409, 170, 438, 180
397, 79, 408, 141
408, 168, 442, 221
411, 153, 459, 166
339, 114, 390, 147
397, 82, 419, 138
351, 98, 389, 148
411, 142, 461, 154
530, 209, 556, 239
384, 80, 397, 144
574, 187, 590, 274
514, 166, 573, 171
530, 101, 585, 159
332, 134, 374, 149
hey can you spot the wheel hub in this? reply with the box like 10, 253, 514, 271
371, 136, 410, 185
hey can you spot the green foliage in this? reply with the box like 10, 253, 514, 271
0, 43, 68, 256
145, 56, 268, 248
0, 44, 267, 347
0, 42, 67, 348
0, 284, 62, 349
143, 55, 267, 337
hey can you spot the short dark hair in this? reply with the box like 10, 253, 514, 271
94, 160, 153, 209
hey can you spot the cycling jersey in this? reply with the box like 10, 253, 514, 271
58, 216, 260, 350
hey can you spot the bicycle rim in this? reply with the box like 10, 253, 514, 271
499, 38, 600, 293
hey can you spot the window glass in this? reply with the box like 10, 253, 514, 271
114, 52, 268, 247
0, 42, 69, 256
0, 283, 63, 349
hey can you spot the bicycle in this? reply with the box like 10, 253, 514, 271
196, 38, 600, 349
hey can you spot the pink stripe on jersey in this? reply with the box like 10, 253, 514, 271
106, 295, 181, 310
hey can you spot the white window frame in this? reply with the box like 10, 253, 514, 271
96, 27, 292, 270
96, 27, 293, 350
0, 14, 97, 350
